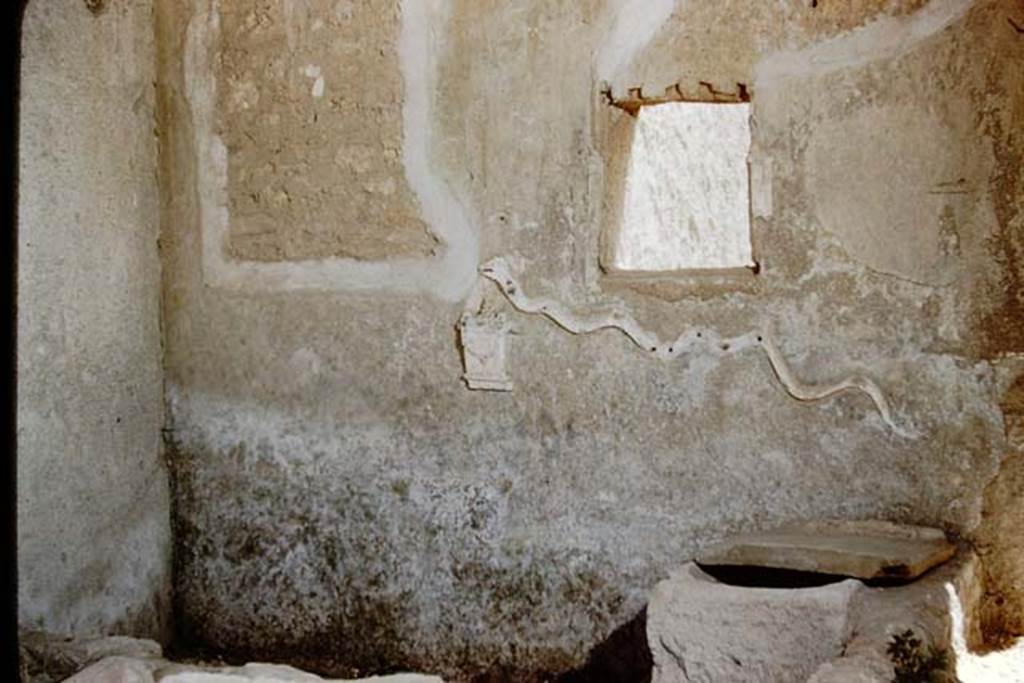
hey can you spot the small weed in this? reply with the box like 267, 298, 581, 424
887, 629, 958, 683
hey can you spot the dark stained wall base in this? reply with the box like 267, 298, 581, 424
5, 3, 26, 680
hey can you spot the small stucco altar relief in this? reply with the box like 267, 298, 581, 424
458, 311, 513, 392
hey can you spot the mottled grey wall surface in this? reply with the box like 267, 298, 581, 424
18, 0, 171, 640
157, 0, 1023, 678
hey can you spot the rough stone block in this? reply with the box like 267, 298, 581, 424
647, 563, 862, 683
157, 663, 443, 682
60, 658, 444, 683
64, 657, 159, 683
19, 631, 163, 683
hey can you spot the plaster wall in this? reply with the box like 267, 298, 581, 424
156, 0, 1023, 677
18, 0, 171, 640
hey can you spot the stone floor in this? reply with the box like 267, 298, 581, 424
19, 549, 1024, 683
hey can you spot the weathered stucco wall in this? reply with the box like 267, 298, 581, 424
18, 0, 171, 640
157, 0, 1023, 678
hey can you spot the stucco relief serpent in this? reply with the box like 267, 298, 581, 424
479, 258, 911, 436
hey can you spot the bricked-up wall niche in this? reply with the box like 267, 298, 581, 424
215, 0, 437, 263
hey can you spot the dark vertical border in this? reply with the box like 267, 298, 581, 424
5, 1, 26, 679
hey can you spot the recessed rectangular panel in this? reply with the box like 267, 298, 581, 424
215, 1, 435, 262
607, 102, 753, 272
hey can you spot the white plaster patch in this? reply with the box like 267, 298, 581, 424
607, 102, 753, 272
755, 0, 973, 86
185, 0, 479, 301
302, 64, 325, 98
947, 582, 1024, 682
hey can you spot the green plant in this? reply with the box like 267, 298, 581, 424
887, 629, 957, 683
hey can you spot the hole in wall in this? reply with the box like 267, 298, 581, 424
600, 97, 755, 275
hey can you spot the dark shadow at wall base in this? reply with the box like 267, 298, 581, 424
555, 608, 652, 683
466, 608, 653, 683
462, 610, 647, 683
167, 607, 653, 683
6, 3, 27, 681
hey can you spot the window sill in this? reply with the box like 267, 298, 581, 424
599, 264, 761, 301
